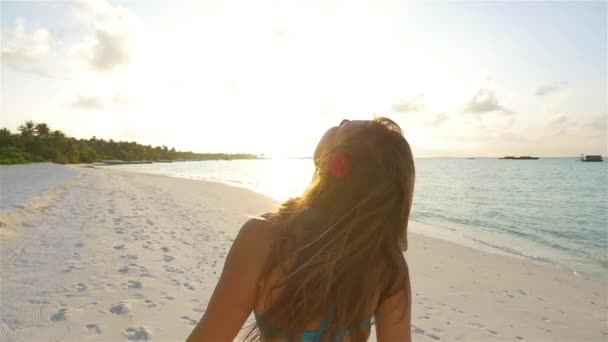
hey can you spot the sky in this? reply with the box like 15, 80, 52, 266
1, 0, 606, 157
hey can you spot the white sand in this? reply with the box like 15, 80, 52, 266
0, 166, 606, 341
0, 163, 78, 213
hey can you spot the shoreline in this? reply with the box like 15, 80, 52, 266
92, 163, 607, 282
1, 165, 606, 341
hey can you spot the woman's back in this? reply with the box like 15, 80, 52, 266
250, 218, 379, 342
187, 117, 414, 342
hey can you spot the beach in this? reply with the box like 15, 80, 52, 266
1, 165, 606, 341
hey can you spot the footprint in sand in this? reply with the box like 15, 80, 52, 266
123, 327, 151, 340
74, 283, 88, 292
118, 266, 130, 274
62, 265, 77, 273
127, 280, 143, 289
28, 298, 48, 322
163, 255, 174, 262
144, 299, 157, 308
411, 324, 440, 341
487, 329, 499, 336
120, 254, 138, 260
161, 246, 170, 253
114, 244, 126, 250
50, 308, 68, 321
85, 323, 102, 334
181, 316, 198, 326
74, 242, 84, 248
109, 302, 131, 315
163, 265, 184, 274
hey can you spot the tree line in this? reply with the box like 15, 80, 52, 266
0, 121, 258, 164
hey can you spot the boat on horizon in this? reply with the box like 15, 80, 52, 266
499, 155, 539, 160
577, 154, 603, 162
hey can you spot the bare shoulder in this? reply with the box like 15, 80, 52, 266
230, 217, 277, 265
237, 217, 276, 245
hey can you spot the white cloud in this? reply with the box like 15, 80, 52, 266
112, 94, 135, 105
391, 93, 425, 113
430, 112, 449, 127
547, 114, 569, 127
463, 87, 512, 115
69, 93, 134, 110
420, 112, 450, 128
585, 115, 606, 133
69, 95, 107, 109
536, 82, 565, 96
271, 27, 287, 36
1, 18, 54, 74
69, 0, 137, 72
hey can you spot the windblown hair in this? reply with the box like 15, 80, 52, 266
246, 117, 415, 342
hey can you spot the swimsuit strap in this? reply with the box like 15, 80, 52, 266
254, 310, 373, 342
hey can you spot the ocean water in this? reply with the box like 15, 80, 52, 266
102, 158, 607, 279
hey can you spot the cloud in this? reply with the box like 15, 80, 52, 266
535, 83, 565, 96
431, 112, 449, 127
585, 115, 606, 132
1, 18, 54, 74
391, 93, 425, 113
69, 1, 136, 72
272, 27, 287, 36
89, 28, 132, 71
462, 87, 512, 114
422, 112, 449, 128
546, 113, 577, 136
69, 95, 107, 109
112, 94, 135, 105
69, 93, 134, 110
548, 114, 569, 127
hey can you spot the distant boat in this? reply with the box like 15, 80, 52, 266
578, 154, 603, 162
499, 155, 539, 160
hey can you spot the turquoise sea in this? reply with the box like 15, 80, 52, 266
102, 158, 607, 279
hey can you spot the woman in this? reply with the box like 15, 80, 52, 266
188, 117, 415, 342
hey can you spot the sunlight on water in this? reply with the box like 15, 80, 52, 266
103, 159, 315, 201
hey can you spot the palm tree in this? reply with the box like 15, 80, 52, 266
0, 128, 12, 146
18, 121, 35, 138
50, 130, 65, 139
0, 128, 11, 138
35, 123, 50, 138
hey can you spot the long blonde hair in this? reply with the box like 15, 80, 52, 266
247, 117, 415, 341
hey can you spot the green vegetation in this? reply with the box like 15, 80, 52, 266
0, 121, 258, 165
